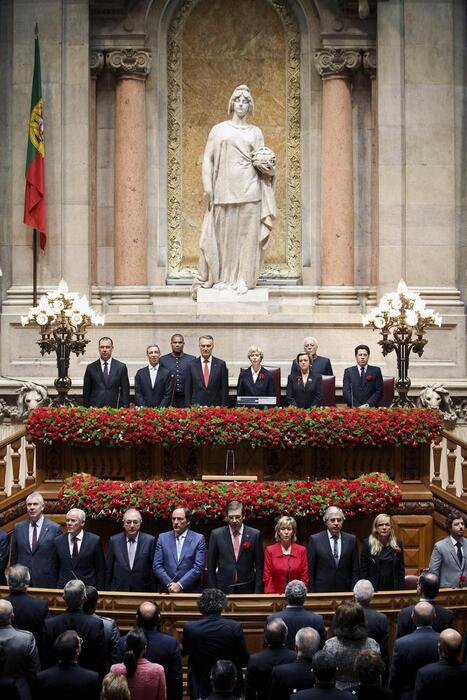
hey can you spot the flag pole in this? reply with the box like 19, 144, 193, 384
33, 228, 38, 305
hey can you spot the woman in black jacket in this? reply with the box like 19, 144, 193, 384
286, 353, 322, 408
360, 514, 405, 590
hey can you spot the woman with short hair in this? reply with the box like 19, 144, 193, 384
236, 345, 275, 398
263, 516, 309, 593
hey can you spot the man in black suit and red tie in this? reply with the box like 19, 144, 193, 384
134, 344, 173, 407
185, 335, 229, 407
106, 508, 155, 592
308, 506, 359, 593
54, 508, 106, 589
207, 500, 264, 593
342, 344, 383, 408
83, 337, 129, 408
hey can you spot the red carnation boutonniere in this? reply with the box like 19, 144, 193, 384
394, 546, 401, 554
366, 374, 373, 382
259, 373, 265, 381
243, 540, 252, 551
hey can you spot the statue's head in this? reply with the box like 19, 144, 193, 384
228, 84, 254, 115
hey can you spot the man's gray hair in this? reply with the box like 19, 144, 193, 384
7, 564, 31, 592
323, 506, 345, 523
67, 508, 86, 524
26, 491, 44, 505
296, 627, 321, 659
0, 599, 13, 625
123, 508, 142, 521
63, 579, 86, 609
285, 579, 307, 605
353, 579, 375, 604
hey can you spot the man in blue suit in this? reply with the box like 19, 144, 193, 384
106, 508, 155, 591
290, 336, 333, 377
153, 506, 206, 593
342, 344, 383, 408
10, 491, 61, 588
134, 344, 173, 407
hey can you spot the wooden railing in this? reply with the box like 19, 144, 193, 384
0, 426, 36, 499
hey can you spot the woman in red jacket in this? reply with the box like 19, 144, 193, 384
263, 516, 309, 593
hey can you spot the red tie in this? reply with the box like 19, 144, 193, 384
203, 359, 210, 387
233, 531, 240, 560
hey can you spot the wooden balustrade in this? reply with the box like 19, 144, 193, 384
0, 427, 35, 498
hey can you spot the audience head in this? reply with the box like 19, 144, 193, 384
63, 579, 86, 611
66, 508, 86, 537
312, 650, 337, 686
198, 588, 227, 616
136, 601, 161, 630
98, 337, 114, 361
334, 602, 368, 641
418, 571, 440, 599
265, 618, 288, 648
171, 507, 191, 536
54, 630, 81, 663
275, 515, 297, 543
285, 579, 307, 606
210, 660, 237, 693
353, 579, 374, 606
170, 333, 185, 356
122, 508, 142, 539
323, 506, 345, 536
199, 335, 214, 359
7, 564, 31, 593
123, 628, 147, 678
0, 599, 13, 626
225, 500, 245, 533
296, 627, 320, 660
445, 510, 465, 540
354, 649, 385, 686
101, 672, 131, 700
82, 585, 98, 614
354, 344, 370, 368
412, 601, 434, 628
26, 491, 45, 522
303, 337, 318, 356
439, 629, 462, 662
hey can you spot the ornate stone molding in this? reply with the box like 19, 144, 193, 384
363, 49, 377, 79
90, 50, 105, 77
106, 48, 152, 79
314, 48, 362, 80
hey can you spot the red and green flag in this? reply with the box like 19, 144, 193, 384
23, 24, 46, 250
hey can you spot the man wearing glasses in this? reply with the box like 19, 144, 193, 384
207, 500, 264, 593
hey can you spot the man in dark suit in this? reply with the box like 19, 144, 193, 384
160, 333, 196, 407
266, 579, 326, 650
396, 571, 454, 638
207, 500, 264, 593
34, 630, 99, 700
0, 528, 9, 584
0, 599, 40, 700
54, 508, 105, 589
134, 344, 173, 407
82, 586, 120, 667
153, 506, 205, 593
82, 336, 130, 407
181, 588, 249, 700
245, 618, 296, 700
415, 628, 467, 699
106, 508, 155, 591
119, 601, 183, 700
10, 491, 61, 588
184, 335, 229, 406
351, 579, 389, 672
290, 336, 333, 377
308, 506, 359, 593
293, 649, 354, 700
269, 627, 320, 700
389, 602, 440, 700
43, 580, 107, 677
342, 344, 383, 407
5, 564, 49, 660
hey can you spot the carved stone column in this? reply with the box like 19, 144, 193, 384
314, 48, 361, 286
363, 49, 378, 286
106, 49, 152, 286
89, 51, 104, 287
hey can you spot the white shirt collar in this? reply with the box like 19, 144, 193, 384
327, 530, 341, 541
30, 516, 44, 528
229, 525, 244, 538
148, 363, 159, 371
100, 358, 112, 370
201, 356, 212, 366
450, 535, 464, 548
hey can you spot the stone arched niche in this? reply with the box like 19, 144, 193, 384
166, 0, 301, 282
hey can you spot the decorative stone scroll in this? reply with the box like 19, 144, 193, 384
314, 48, 362, 80
106, 48, 152, 79
89, 50, 105, 77
363, 49, 377, 80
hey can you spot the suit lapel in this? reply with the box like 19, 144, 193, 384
37, 519, 51, 548
223, 526, 236, 560
120, 533, 131, 569
170, 531, 179, 567
22, 521, 32, 553
207, 359, 218, 388
77, 531, 89, 562
178, 530, 192, 564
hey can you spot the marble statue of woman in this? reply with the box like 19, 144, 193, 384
193, 85, 277, 297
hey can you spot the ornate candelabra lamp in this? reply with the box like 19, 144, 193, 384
21, 279, 104, 405
363, 281, 442, 406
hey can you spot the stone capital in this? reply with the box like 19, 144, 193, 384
363, 49, 377, 79
314, 48, 362, 80
90, 50, 105, 78
106, 48, 152, 80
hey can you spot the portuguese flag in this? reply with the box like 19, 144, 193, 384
23, 24, 46, 250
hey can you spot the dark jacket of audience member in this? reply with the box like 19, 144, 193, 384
396, 572, 454, 638
83, 586, 120, 667
265, 580, 326, 650
268, 627, 320, 700
5, 565, 49, 660
0, 599, 40, 700
245, 619, 296, 700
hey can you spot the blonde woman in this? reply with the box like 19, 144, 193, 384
236, 345, 275, 397
360, 514, 405, 590
263, 516, 309, 593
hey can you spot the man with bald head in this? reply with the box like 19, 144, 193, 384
396, 571, 454, 638
290, 336, 333, 377
106, 508, 155, 591
54, 508, 105, 589
119, 601, 183, 700
389, 602, 440, 700
415, 628, 467, 699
